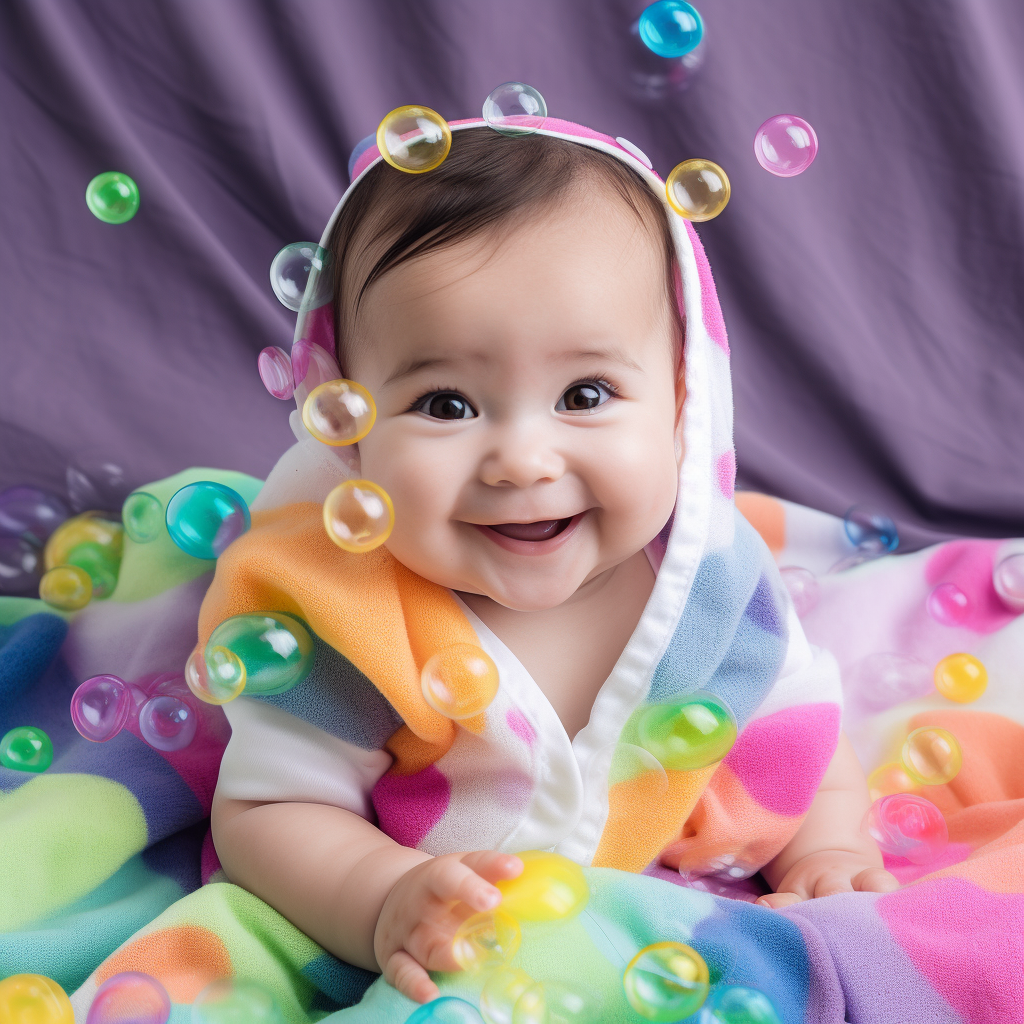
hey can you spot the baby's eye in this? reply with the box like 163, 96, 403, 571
416, 392, 478, 420
556, 380, 615, 413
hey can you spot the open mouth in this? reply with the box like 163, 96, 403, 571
485, 518, 574, 542
473, 513, 584, 553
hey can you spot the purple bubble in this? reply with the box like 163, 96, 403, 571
86, 971, 170, 1024
927, 582, 970, 626
779, 565, 819, 617
257, 346, 294, 400
138, 695, 197, 752
0, 534, 43, 594
845, 652, 932, 711
0, 485, 70, 544
71, 674, 133, 742
754, 114, 819, 177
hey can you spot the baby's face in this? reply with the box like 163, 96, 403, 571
345, 190, 682, 611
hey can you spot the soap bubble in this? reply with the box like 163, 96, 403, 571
512, 982, 598, 1024
86, 971, 170, 1024
258, 346, 295, 400
843, 506, 898, 554
483, 82, 548, 135
323, 479, 394, 553
0, 726, 54, 772
269, 242, 329, 312
0, 975, 74, 1024
779, 565, 819, 617
926, 582, 970, 626
901, 726, 962, 785
66, 459, 130, 514
481, 970, 535, 1024
0, 535, 42, 594
638, 1, 704, 57
867, 761, 919, 802
993, 553, 1024, 612
86, 172, 140, 224
622, 942, 709, 1022
377, 105, 452, 173
302, 379, 376, 445
405, 998, 484, 1024
186, 646, 246, 705
0, 485, 70, 544
421, 644, 500, 720
65, 541, 120, 598
452, 910, 521, 972
165, 482, 250, 559
753, 115, 819, 177
627, 19, 704, 100
845, 652, 932, 711
496, 850, 589, 922
191, 979, 283, 1024
39, 564, 93, 610
863, 793, 948, 865
71, 674, 133, 742
139, 695, 197, 752
700, 985, 782, 1024
45, 512, 124, 572
122, 492, 164, 544
933, 652, 987, 703
638, 691, 737, 770
206, 612, 314, 697
665, 159, 730, 221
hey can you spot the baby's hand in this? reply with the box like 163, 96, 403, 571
374, 850, 524, 1003
755, 850, 899, 909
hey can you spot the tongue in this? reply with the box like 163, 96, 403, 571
488, 518, 570, 542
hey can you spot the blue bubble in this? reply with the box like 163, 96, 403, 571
638, 0, 704, 58
843, 505, 899, 554
404, 997, 484, 1023
701, 985, 782, 1024
166, 482, 250, 560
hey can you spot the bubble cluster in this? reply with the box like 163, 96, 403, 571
993, 553, 1024, 612
483, 83, 548, 136
165, 482, 250, 560
191, 979, 283, 1024
863, 793, 948, 864
71, 674, 133, 742
867, 761, 919, 802
421, 644, 500, 720
405, 997, 484, 1024
933, 652, 987, 703
66, 459, 129, 514
843, 506, 899, 554
0, 485, 70, 544
123, 492, 164, 544
269, 243, 328, 312
323, 479, 394, 553
86, 172, 140, 224
45, 513, 123, 573
779, 565, 819, 617
926, 582, 970, 626
846, 652, 932, 711
701, 985, 782, 1024
258, 346, 295, 400
901, 726, 962, 785
753, 115, 818, 177
481, 970, 534, 1024
496, 850, 589, 922
377, 106, 452, 174
205, 612, 315, 698
302, 379, 376, 445
638, 691, 737, 771
39, 564, 93, 610
622, 942, 709, 1022
0, 726, 54, 772
452, 910, 521, 972
0, 974, 74, 1024
665, 159, 730, 221
66, 541, 119, 598
638, 1, 704, 57
186, 646, 247, 705
86, 972, 170, 1024
511, 982, 597, 1024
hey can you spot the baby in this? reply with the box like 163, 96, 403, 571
208, 123, 897, 1005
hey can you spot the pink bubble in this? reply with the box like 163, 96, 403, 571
779, 566, 819, 617
753, 114, 819, 177
863, 793, 948, 865
86, 972, 170, 1024
138, 695, 197, 752
927, 581, 971, 626
71, 674, 132, 742
993, 553, 1024, 613
257, 346, 294, 400
846, 652, 932, 711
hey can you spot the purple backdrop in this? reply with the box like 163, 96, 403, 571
1, 0, 1022, 548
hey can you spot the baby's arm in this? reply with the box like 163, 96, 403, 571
756, 732, 899, 908
211, 796, 521, 1002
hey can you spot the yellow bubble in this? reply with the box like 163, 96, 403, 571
39, 564, 93, 610
376, 105, 452, 173
421, 643, 500, 720
934, 653, 987, 703
902, 726, 962, 785
302, 379, 376, 445
322, 479, 394, 553
481, 970, 535, 1024
867, 761, 920, 802
496, 850, 589, 922
512, 982, 597, 1024
185, 646, 247, 705
0, 974, 74, 1024
665, 159, 731, 221
44, 512, 123, 570
622, 942, 709, 1022
452, 910, 521, 972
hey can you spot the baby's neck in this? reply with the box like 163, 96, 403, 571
458, 550, 656, 740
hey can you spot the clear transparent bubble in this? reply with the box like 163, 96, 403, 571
0, 485, 70, 545
139, 695, 197, 752
845, 652, 932, 711
323, 479, 394, 553
483, 83, 548, 136
0, 535, 42, 595
452, 910, 521, 972
165, 482, 250, 560
778, 565, 819, 617
701, 985, 782, 1024
39, 564, 93, 610
186, 646, 246, 705
86, 172, 140, 224
122, 492, 164, 544
609, 742, 669, 795
0, 975, 74, 1024
627, 20, 704, 100
269, 242, 329, 312
867, 761, 920, 802
71, 674, 133, 742
206, 612, 314, 697
495, 850, 589, 922
377, 105, 452, 173
901, 726, 962, 785
405, 998, 485, 1024
481, 970, 535, 1024
512, 982, 599, 1024
638, 1, 704, 57
993, 552, 1024, 612
863, 793, 947, 865
302, 379, 376, 445
191, 980, 283, 1024
638, 691, 737, 770
926, 582, 970, 626
258, 346, 294, 400
65, 540, 120, 598
753, 115, 819, 177
0, 726, 54, 773
421, 643, 500, 720
665, 159, 730, 221
86, 972, 170, 1024
622, 942, 709, 1022
934, 652, 987, 703
843, 505, 898, 554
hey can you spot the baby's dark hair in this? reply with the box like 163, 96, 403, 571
327, 126, 681, 364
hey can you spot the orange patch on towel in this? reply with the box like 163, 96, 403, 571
735, 492, 785, 554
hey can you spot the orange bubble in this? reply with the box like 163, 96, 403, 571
902, 726, 962, 786
421, 643, 499, 720
322, 479, 394, 553
867, 761, 920, 802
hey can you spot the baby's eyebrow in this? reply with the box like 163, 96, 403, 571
383, 356, 459, 386
557, 347, 644, 372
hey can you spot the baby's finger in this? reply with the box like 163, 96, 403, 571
429, 857, 502, 913
853, 867, 900, 893
756, 892, 803, 909
811, 871, 855, 899
384, 948, 439, 1004
460, 850, 524, 885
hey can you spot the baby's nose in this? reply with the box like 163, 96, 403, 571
478, 423, 566, 488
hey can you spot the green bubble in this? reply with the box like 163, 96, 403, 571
206, 612, 314, 696
65, 540, 120, 599
86, 171, 140, 224
637, 691, 737, 771
123, 491, 164, 544
1, 726, 54, 772
703, 986, 782, 1024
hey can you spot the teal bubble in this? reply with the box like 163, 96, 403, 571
701, 986, 782, 1024
66, 540, 120, 598
123, 491, 164, 543
638, 0, 704, 58
638, 691, 737, 771
1, 726, 54, 772
405, 997, 484, 1023
206, 612, 314, 696
166, 482, 250, 560
86, 171, 140, 224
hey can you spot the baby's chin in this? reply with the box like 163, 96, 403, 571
457, 577, 585, 612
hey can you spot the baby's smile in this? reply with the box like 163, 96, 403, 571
472, 513, 583, 553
